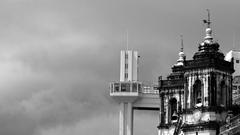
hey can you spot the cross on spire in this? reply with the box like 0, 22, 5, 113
203, 9, 211, 28
180, 35, 183, 52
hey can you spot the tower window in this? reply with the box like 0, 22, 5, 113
236, 60, 239, 63
233, 85, 237, 90
220, 81, 227, 107
193, 80, 202, 106
125, 53, 128, 59
125, 64, 128, 69
125, 73, 128, 79
169, 98, 177, 122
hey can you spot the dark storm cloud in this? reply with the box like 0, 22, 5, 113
0, 0, 240, 135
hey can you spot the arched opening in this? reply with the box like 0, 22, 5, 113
169, 98, 177, 122
220, 81, 227, 107
210, 75, 217, 106
193, 80, 202, 107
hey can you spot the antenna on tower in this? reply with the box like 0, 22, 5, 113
126, 29, 129, 51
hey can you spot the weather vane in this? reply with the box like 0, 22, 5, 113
180, 35, 183, 52
203, 9, 211, 28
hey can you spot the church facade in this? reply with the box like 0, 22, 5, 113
157, 14, 236, 135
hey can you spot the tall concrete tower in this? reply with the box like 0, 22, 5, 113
110, 50, 141, 135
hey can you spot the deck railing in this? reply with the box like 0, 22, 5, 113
110, 82, 159, 95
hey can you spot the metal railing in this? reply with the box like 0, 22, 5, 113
173, 114, 183, 135
220, 114, 240, 134
109, 82, 159, 94
110, 82, 141, 94
141, 85, 159, 94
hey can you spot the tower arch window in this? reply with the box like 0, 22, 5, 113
193, 80, 202, 107
220, 81, 227, 107
169, 98, 177, 122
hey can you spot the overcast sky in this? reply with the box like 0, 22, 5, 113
1, 0, 240, 135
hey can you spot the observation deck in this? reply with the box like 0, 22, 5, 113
110, 81, 141, 102
110, 81, 160, 110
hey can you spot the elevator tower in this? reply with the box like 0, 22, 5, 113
110, 50, 141, 135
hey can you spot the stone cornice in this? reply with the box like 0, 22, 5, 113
184, 57, 234, 73
182, 106, 228, 114
182, 121, 220, 132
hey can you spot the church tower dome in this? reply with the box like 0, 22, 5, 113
193, 10, 225, 61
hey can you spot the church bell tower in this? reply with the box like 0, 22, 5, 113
157, 10, 235, 135
181, 10, 234, 135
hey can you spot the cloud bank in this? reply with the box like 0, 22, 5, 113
0, 0, 240, 135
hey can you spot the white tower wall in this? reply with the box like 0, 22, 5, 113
120, 50, 138, 82
225, 50, 240, 76
132, 51, 138, 81
120, 51, 125, 82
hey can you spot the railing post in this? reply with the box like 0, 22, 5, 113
120, 82, 121, 92
130, 82, 132, 92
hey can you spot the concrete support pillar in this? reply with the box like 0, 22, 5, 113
119, 102, 134, 135
126, 102, 133, 135
159, 94, 162, 123
119, 102, 125, 135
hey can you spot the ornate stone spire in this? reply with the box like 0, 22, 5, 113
198, 9, 219, 52
203, 9, 213, 44
193, 10, 224, 60
175, 35, 185, 66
